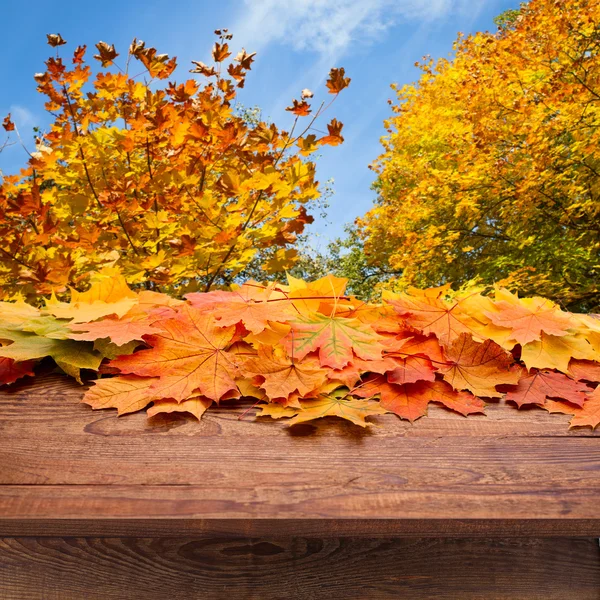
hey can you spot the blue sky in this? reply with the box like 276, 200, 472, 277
0, 0, 518, 250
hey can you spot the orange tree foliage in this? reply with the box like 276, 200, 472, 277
1, 269, 599, 431
358, 0, 600, 311
0, 31, 349, 301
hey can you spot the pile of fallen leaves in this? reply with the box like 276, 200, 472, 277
1, 269, 599, 429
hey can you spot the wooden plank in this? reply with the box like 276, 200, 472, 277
1, 480, 600, 535
1, 536, 599, 599
1, 375, 600, 537
1, 519, 600, 538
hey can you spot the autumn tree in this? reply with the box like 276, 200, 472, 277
358, 0, 600, 311
0, 31, 349, 301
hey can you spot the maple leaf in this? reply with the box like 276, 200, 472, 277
147, 396, 213, 421
319, 118, 344, 146
326, 67, 351, 94
234, 48, 256, 69
568, 359, 600, 383
504, 370, 590, 408
47, 33, 67, 47
0, 301, 41, 326
385, 289, 481, 347
94, 338, 140, 360
286, 273, 349, 315
437, 334, 519, 397
544, 387, 600, 429
259, 387, 387, 427
0, 357, 35, 385
68, 316, 159, 346
242, 345, 326, 400
44, 269, 138, 323
108, 305, 240, 401
18, 316, 71, 339
283, 312, 384, 369
521, 333, 599, 373
94, 41, 118, 67
0, 328, 101, 383
485, 291, 574, 345
2, 114, 14, 132
383, 334, 442, 385
354, 374, 484, 421
83, 375, 159, 415
193, 294, 294, 335
286, 99, 311, 117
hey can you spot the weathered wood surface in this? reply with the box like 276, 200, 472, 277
1, 374, 599, 537
1, 536, 599, 599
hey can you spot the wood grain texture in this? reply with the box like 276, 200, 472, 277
1, 536, 599, 600
1, 375, 600, 537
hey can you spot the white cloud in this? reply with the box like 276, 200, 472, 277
232, 0, 482, 58
9, 105, 37, 130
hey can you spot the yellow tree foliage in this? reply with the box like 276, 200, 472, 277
358, 0, 600, 311
0, 31, 350, 301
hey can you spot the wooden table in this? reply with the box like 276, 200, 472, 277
0, 374, 599, 599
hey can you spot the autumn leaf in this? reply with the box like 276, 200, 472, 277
544, 387, 600, 430
326, 67, 351, 94
212, 42, 231, 63
242, 345, 326, 399
259, 387, 387, 427
2, 114, 14, 132
286, 99, 311, 117
319, 119, 344, 146
504, 370, 590, 408
83, 375, 159, 415
283, 312, 385, 369
195, 294, 294, 335
385, 289, 481, 347
0, 357, 35, 385
0, 328, 101, 383
17, 315, 71, 340
68, 316, 159, 346
108, 305, 240, 401
354, 374, 484, 421
94, 41, 118, 67
568, 359, 600, 383
47, 33, 67, 47
485, 291, 574, 345
521, 333, 599, 373
383, 334, 442, 385
437, 334, 519, 397
44, 269, 138, 323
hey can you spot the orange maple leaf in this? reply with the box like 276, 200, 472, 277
504, 370, 590, 408
437, 333, 519, 397
68, 315, 159, 346
386, 289, 481, 347
544, 386, 600, 429
242, 345, 326, 400
485, 293, 574, 345
383, 334, 443, 385
354, 375, 484, 421
568, 359, 600, 383
108, 305, 240, 401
